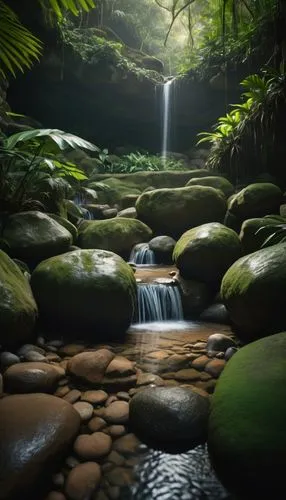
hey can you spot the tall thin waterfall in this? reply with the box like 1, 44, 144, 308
130, 243, 156, 265
161, 78, 175, 160
135, 284, 183, 323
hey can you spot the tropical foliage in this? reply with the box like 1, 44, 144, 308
256, 221, 286, 249
197, 68, 286, 181
95, 151, 187, 173
0, 127, 98, 213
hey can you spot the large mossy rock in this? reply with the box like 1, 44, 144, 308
31, 249, 137, 338
77, 217, 152, 258
48, 213, 78, 243
3, 211, 72, 262
239, 216, 284, 254
0, 393, 80, 500
0, 250, 37, 347
173, 223, 242, 288
228, 183, 282, 222
136, 186, 227, 238
186, 176, 234, 198
221, 243, 286, 341
208, 332, 286, 498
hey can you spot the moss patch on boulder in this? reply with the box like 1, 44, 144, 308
228, 183, 282, 220
186, 176, 234, 197
173, 223, 241, 287
208, 332, 286, 498
136, 186, 227, 238
221, 243, 286, 341
0, 250, 37, 347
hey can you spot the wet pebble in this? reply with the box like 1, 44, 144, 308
205, 359, 226, 378
74, 432, 112, 459
88, 416, 107, 433
73, 401, 94, 421
113, 433, 140, 456
0, 352, 20, 370
65, 462, 101, 500
104, 401, 129, 424
63, 389, 82, 404
81, 390, 108, 405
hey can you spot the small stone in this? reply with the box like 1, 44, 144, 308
113, 434, 140, 455
101, 374, 137, 391
81, 390, 108, 405
67, 350, 115, 384
17, 344, 46, 357
73, 402, 94, 421
107, 425, 126, 438
206, 333, 235, 353
104, 401, 129, 424
58, 377, 69, 386
191, 355, 210, 371
105, 395, 118, 406
44, 492, 66, 500
146, 351, 169, 360
0, 352, 20, 370
52, 472, 65, 487
136, 373, 164, 387
225, 346, 238, 361
205, 359, 226, 378
54, 385, 70, 398
216, 351, 225, 359
65, 462, 101, 500
106, 467, 133, 487
93, 407, 106, 418
63, 390, 82, 404
88, 417, 107, 433
172, 368, 201, 381
23, 350, 47, 362
105, 356, 136, 378
74, 432, 112, 459
46, 353, 61, 362
106, 450, 125, 466
66, 456, 80, 469
3, 362, 63, 394
192, 342, 207, 350
117, 392, 130, 402
200, 372, 212, 381
59, 344, 86, 357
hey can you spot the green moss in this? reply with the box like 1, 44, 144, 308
208, 332, 286, 497
48, 214, 78, 244
173, 222, 241, 286
186, 176, 234, 197
0, 250, 37, 346
228, 183, 282, 219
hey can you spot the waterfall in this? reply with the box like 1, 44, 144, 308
161, 78, 175, 160
135, 284, 183, 323
73, 194, 94, 220
130, 243, 156, 265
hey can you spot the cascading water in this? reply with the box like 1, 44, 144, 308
135, 284, 183, 323
130, 243, 156, 265
73, 193, 94, 220
161, 78, 175, 161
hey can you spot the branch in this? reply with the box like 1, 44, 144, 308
163, 0, 196, 46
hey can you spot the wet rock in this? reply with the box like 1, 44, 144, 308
17, 344, 46, 357
225, 346, 238, 361
63, 389, 82, 404
67, 349, 115, 384
65, 462, 101, 500
149, 236, 176, 264
54, 385, 70, 397
59, 344, 86, 356
0, 352, 20, 370
136, 373, 164, 386
74, 432, 112, 460
0, 394, 80, 500
3, 362, 63, 394
113, 433, 140, 456
171, 368, 201, 382
129, 387, 209, 452
81, 390, 108, 404
199, 303, 230, 324
22, 350, 47, 362
206, 333, 236, 353
106, 467, 133, 487
107, 425, 126, 437
73, 401, 94, 421
88, 416, 107, 432
117, 391, 130, 402
101, 374, 138, 391
105, 356, 136, 378
205, 359, 226, 378
105, 395, 118, 406
104, 401, 129, 424
191, 355, 209, 370
117, 207, 137, 218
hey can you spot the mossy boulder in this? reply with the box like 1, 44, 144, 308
149, 236, 176, 264
239, 217, 284, 254
0, 250, 38, 347
173, 223, 242, 287
48, 214, 78, 243
31, 249, 137, 339
208, 332, 286, 498
77, 217, 152, 258
221, 243, 286, 341
136, 186, 227, 238
228, 183, 282, 221
3, 211, 72, 262
186, 176, 234, 198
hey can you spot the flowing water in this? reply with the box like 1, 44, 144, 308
130, 243, 156, 265
135, 283, 184, 323
161, 78, 175, 161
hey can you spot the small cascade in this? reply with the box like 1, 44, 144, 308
73, 194, 94, 220
135, 284, 183, 323
130, 243, 156, 265
161, 78, 175, 161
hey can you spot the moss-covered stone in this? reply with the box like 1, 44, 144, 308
228, 183, 282, 220
78, 217, 152, 258
65, 199, 84, 224
208, 332, 286, 498
48, 214, 78, 244
31, 249, 137, 339
0, 250, 37, 346
186, 176, 234, 197
173, 223, 241, 287
221, 243, 286, 341
239, 217, 284, 254
136, 186, 227, 238
3, 211, 72, 262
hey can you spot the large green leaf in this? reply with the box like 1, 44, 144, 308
6, 128, 99, 153
41, 0, 95, 18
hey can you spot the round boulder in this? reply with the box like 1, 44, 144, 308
31, 249, 137, 338
149, 236, 176, 264
173, 223, 242, 288
77, 217, 152, 258
228, 183, 282, 222
239, 217, 284, 254
136, 186, 227, 238
3, 362, 64, 394
0, 393, 80, 500
129, 386, 209, 452
208, 332, 286, 498
221, 242, 286, 341
2, 211, 72, 262
0, 250, 37, 347
186, 176, 234, 198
